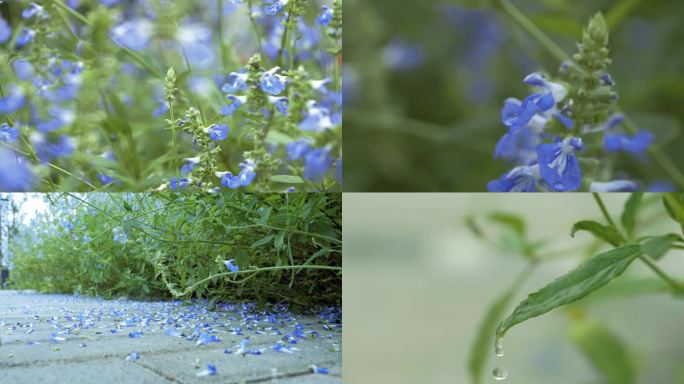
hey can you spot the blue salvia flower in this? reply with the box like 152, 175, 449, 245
0, 123, 19, 142
487, 165, 539, 192
170, 177, 189, 190
181, 157, 200, 175
300, 102, 334, 132
304, 148, 333, 182
220, 95, 246, 116
224, 259, 239, 273
317, 6, 333, 26
260, 67, 288, 95
536, 137, 583, 191
310, 79, 332, 94
207, 124, 230, 141
216, 159, 257, 189
222, 72, 249, 93
100, 0, 122, 6
286, 140, 310, 160
382, 39, 426, 71
0, 16, 10, 44
12, 59, 34, 80
604, 130, 654, 154
0, 85, 26, 114
16, 28, 36, 47
176, 24, 215, 70
0, 148, 35, 191
110, 20, 153, 51
268, 96, 289, 115
196, 364, 217, 377
264, 0, 288, 16
31, 133, 75, 162
22, 3, 47, 19
589, 180, 637, 192
493, 124, 541, 165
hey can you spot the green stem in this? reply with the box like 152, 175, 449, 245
246, 0, 265, 57
178, 265, 342, 296
592, 193, 618, 230
637, 254, 684, 295
497, 0, 684, 190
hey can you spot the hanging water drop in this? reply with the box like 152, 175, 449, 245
494, 337, 504, 357
492, 367, 508, 381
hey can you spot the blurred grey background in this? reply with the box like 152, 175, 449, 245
343, 193, 684, 383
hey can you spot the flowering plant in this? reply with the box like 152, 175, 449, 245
0, 0, 342, 192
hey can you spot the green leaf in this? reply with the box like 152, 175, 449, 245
641, 234, 681, 261
468, 268, 530, 384
269, 175, 305, 184
251, 235, 275, 248
497, 245, 641, 338
663, 193, 684, 235
620, 193, 643, 237
571, 320, 634, 384
259, 207, 273, 225
274, 232, 285, 251
488, 212, 526, 236
465, 216, 484, 238
570, 220, 625, 247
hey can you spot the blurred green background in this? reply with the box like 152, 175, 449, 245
343, 0, 684, 191
343, 193, 684, 383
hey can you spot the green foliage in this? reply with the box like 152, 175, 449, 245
570, 220, 625, 247
621, 192, 644, 237
571, 319, 635, 384
641, 233, 681, 261
496, 245, 641, 339
9, 193, 341, 307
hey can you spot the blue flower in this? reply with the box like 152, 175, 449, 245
181, 157, 200, 175
12, 59, 34, 81
31, 133, 75, 162
110, 20, 152, 51
0, 86, 26, 114
217, 159, 257, 189
589, 180, 637, 192
522, 72, 568, 107
382, 38, 425, 71
128, 331, 143, 338
300, 102, 334, 132
317, 6, 333, 25
0, 123, 19, 142
268, 96, 289, 115
0, 16, 10, 44
260, 67, 287, 95
196, 332, 221, 345
197, 364, 217, 377
311, 365, 330, 374
224, 259, 239, 272
22, 3, 46, 19
153, 100, 169, 117
264, 0, 288, 16
286, 141, 310, 160
304, 148, 333, 182
494, 125, 540, 164
220, 95, 246, 116
604, 130, 653, 154
310, 79, 332, 94
536, 137, 583, 191
16, 28, 36, 47
487, 165, 539, 192
0, 148, 35, 191
170, 177, 189, 190
98, 173, 114, 185
207, 124, 230, 141
222, 72, 248, 93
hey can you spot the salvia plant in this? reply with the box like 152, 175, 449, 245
466, 193, 684, 383
489, 8, 683, 192
8, 192, 341, 308
0, 0, 342, 192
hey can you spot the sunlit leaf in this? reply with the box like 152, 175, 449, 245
571, 220, 626, 247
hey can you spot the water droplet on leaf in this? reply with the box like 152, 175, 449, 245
493, 367, 508, 381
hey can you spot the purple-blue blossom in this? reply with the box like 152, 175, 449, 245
0, 16, 10, 44
604, 130, 654, 154
304, 148, 333, 182
487, 165, 539, 192
0, 148, 35, 191
208, 124, 230, 141
260, 67, 287, 95
536, 137, 583, 192
224, 259, 239, 273
0, 124, 19, 142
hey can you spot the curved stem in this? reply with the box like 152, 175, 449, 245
592, 193, 618, 230
637, 254, 684, 296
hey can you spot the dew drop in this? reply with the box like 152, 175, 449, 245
553, 182, 566, 191
492, 367, 508, 381
494, 337, 504, 357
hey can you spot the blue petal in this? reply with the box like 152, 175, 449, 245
536, 141, 582, 191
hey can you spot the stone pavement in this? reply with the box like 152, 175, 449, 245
0, 291, 341, 383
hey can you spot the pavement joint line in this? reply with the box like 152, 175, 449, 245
133, 360, 187, 384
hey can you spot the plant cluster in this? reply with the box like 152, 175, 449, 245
0, 0, 341, 192
8, 192, 342, 308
